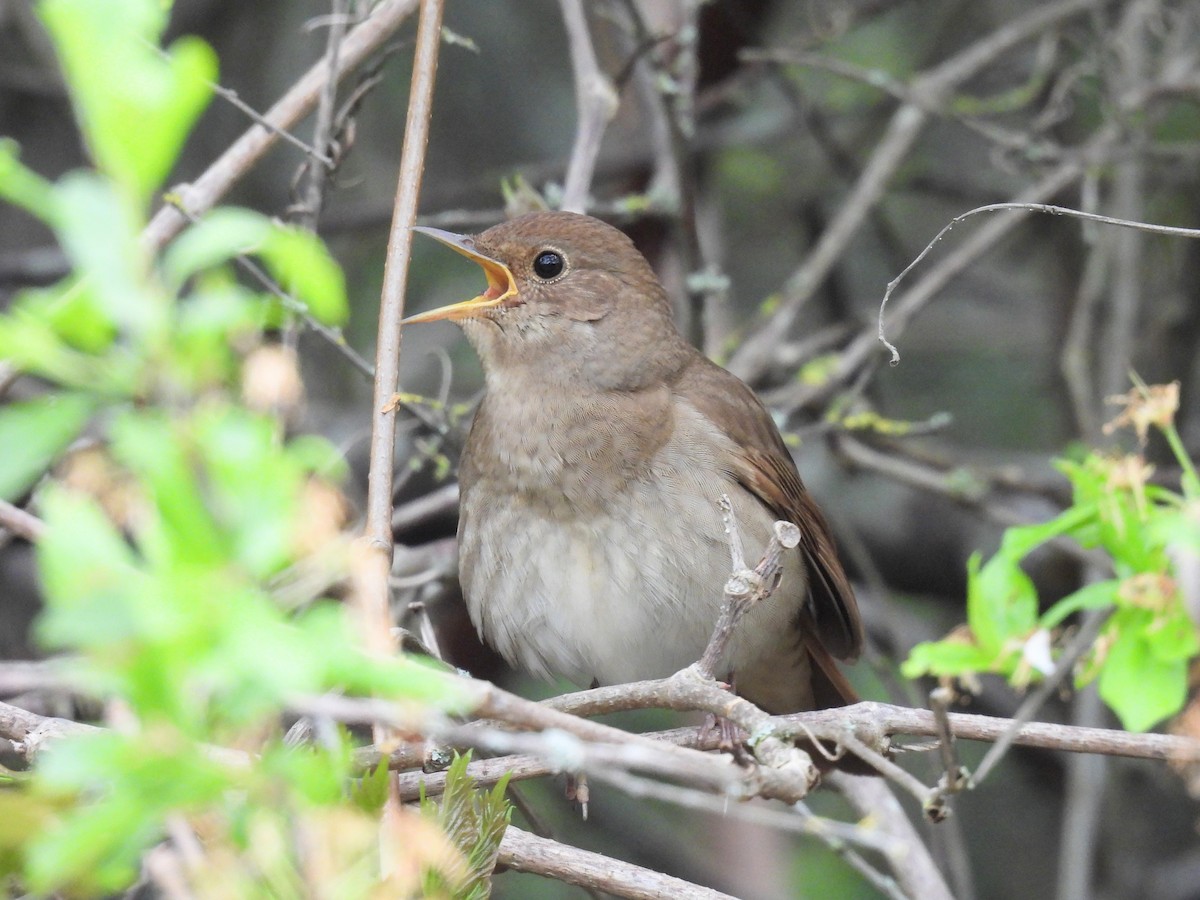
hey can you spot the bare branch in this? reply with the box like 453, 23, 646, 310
727, 0, 1096, 384
589, 769, 911, 899
499, 825, 735, 900
360, 0, 445, 599
770, 129, 1116, 412
878, 202, 1200, 364
928, 686, 968, 799
0, 699, 98, 763
140, 0, 420, 252
968, 609, 1113, 789
0, 498, 46, 542
558, 0, 618, 213
294, 0, 350, 231
831, 773, 955, 900
697, 498, 799, 680
353, 0, 444, 878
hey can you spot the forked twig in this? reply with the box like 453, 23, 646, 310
696, 495, 800, 680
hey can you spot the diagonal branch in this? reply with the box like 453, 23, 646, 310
726, 0, 1096, 384
140, 0, 420, 252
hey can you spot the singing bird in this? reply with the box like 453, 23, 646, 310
406, 211, 862, 714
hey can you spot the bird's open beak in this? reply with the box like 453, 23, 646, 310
403, 226, 518, 323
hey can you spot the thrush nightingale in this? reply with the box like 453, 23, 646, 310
406, 211, 863, 713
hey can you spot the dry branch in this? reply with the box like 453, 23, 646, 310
140, 0, 420, 252
499, 825, 736, 900
558, 0, 618, 213
727, 0, 1096, 385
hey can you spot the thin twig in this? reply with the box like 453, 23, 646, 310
170, 203, 464, 432
591, 768, 909, 871
0, 499, 46, 542
928, 685, 967, 798
558, 0, 618, 213
295, 0, 349, 231
968, 607, 1113, 787
221, 227, 375, 379
831, 772, 955, 900
878, 202, 1200, 364
726, 0, 1096, 384
141, 0, 420, 252
697, 500, 799, 680
1060, 187, 1109, 441
361, 0, 444, 567
1056, 685, 1106, 900
829, 434, 1112, 571
356, 0, 444, 880
219, 239, 445, 433
498, 825, 735, 900
146, 40, 333, 168
1100, 0, 1152, 413
771, 128, 1116, 412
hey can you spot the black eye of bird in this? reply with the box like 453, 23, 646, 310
532, 250, 565, 280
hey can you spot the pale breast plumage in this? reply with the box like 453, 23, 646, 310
457, 396, 814, 711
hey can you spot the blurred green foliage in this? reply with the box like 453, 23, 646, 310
421, 754, 513, 900
905, 380, 1200, 732
0, 0, 484, 895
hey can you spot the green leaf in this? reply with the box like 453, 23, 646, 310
260, 739, 351, 807
163, 209, 348, 325
286, 433, 349, 481
258, 226, 349, 326
1096, 617, 1189, 731
0, 286, 128, 390
997, 503, 1096, 560
350, 760, 392, 813
0, 791, 60, 876
302, 604, 471, 709
0, 393, 94, 501
966, 552, 1038, 655
199, 594, 330, 721
35, 484, 147, 652
0, 139, 58, 221
109, 410, 226, 568
420, 752, 511, 900
0, 302, 89, 385
27, 731, 231, 893
1144, 603, 1200, 662
170, 282, 259, 390
901, 638, 996, 679
191, 404, 300, 578
24, 795, 156, 894
1148, 503, 1200, 554
161, 208, 273, 292
1057, 456, 1164, 570
39, 0, 216, 201
1039, 580, 1119, 630
41, 281, 120, 353
54, 173, 164, 341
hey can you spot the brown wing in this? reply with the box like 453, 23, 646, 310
676, 355, 864, 662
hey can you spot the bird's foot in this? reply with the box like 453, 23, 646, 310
564, 772, 589, 820
699, 713, 752, 763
